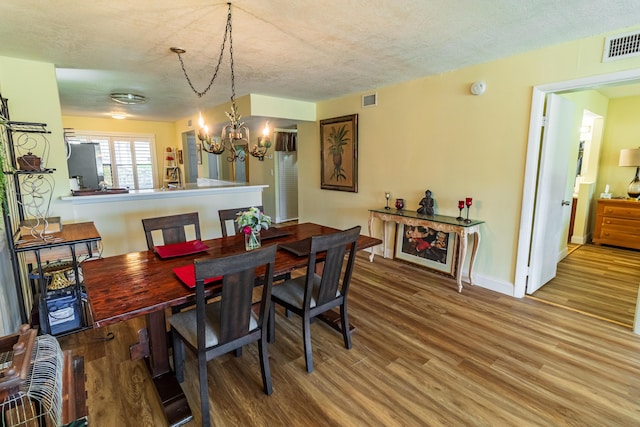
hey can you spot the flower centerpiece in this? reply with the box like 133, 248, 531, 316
235, 206, 271, 250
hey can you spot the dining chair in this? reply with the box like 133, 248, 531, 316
169, 244, 277, 427
141, 212, 201, 314
268, 225, 361, 373
141, 212, 201, 250
218, 205, 264, 237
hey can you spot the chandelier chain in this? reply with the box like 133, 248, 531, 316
228, 5, 236, 109
174, 3, 233, 98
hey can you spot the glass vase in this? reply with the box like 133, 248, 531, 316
244, 230, 261, 251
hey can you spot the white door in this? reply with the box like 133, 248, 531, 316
277, 151, 298, 222
182, 131, 198, 183
526, 94, 576, 294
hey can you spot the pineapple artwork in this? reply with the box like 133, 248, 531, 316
328, 124, 349, 181
320, 114, 358, 192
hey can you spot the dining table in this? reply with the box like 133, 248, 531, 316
81, 222, 382, 426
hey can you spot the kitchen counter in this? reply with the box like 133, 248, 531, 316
61, 179, 260, 204
58, 179, 268, 256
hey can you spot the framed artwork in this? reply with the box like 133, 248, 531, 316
320, 114, 358, 192
177, 149, 183, 164
196, 143, 203, 165
394, 224, 458, 277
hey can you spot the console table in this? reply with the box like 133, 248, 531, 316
368, 208, 483, 292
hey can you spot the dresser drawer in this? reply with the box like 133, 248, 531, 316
596, 230, 640, 249
600, 224, 640, 238
602, 205, 640, 219
600, 216, 640, 232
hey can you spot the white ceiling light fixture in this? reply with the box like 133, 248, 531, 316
170, 2, 271, 162
110, 93, 146, 105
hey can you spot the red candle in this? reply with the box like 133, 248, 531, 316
465, 197, 473, 207
458, 200, 464, 209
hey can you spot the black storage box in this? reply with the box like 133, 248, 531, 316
46, 293, 82, 335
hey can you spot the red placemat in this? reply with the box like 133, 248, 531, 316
173, 264, 222, 289
154, 240, 209, 258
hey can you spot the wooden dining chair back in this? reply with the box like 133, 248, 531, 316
142, 212, 202, 313
269, 225, 361, 372
218, 206, 264, 237
169, 244, 277, 427
141, 212, 201, 250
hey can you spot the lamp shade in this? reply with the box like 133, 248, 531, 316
619, 148, 640, 167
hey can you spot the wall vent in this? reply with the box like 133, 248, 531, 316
362, 93, 377, 108
603, 31, 640, 62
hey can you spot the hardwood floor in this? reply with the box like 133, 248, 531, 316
530, 243, 640, 327
58, 252, 640, 426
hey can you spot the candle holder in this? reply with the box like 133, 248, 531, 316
385, 191, 391, 210
456, 200, 464, 221
395, 198, 405, 210
464, 197, 473, 223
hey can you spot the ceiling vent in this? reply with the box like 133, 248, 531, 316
603, 31, 640, 62
362, 93, 377, 108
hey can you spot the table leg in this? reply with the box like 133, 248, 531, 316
146, 311, 171, 376
132, 311, 193, 426
368, 214, 376, 262
383, 221, 390, 258
467, 230, 481, 286
456, 231, 468, 293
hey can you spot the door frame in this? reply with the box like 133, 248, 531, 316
514, 68, 640, 298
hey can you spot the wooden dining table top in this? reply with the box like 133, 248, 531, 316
82, 222, 382, 328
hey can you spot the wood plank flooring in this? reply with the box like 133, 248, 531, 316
530, 243, 640, 327
58, 252, 640, 426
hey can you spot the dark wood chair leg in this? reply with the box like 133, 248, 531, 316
234, 347, 243, 357
172, 333, 185, 383
303, 314, 313, 373
199, 352, 210, 427
268, 302, 276, 343
340, 302, 352, 349
258, 334, 273, 395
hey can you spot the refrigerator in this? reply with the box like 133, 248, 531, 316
67, 143, 104, 189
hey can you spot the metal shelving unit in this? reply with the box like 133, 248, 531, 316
1, 94, 98, 335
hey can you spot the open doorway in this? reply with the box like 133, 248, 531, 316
568, 110, 604, 246
515, 68, 640, 329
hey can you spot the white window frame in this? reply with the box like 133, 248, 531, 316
72, 131, 158, 190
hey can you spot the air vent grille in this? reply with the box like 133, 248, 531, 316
603, 31, 640, 62
362, 93, 377, 108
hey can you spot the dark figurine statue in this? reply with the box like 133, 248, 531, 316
417, 189, 435, 215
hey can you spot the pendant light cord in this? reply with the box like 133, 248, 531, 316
173, 3, 234, 99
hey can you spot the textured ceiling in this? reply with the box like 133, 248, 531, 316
1, 0, 640, 122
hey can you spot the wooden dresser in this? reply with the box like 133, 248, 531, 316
592, 199, 640, 250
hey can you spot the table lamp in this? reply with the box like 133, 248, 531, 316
619, 148, 640, 198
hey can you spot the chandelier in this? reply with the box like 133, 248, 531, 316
170, 2, 271, 162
